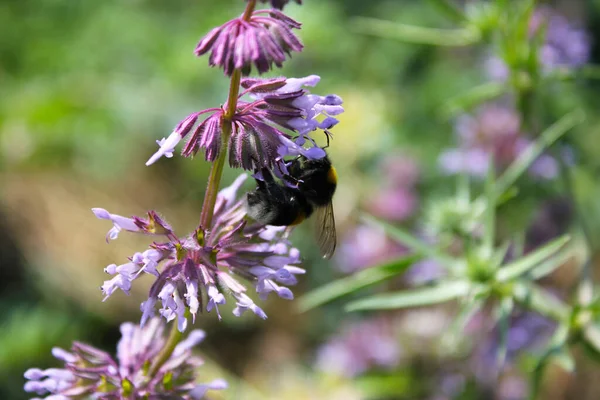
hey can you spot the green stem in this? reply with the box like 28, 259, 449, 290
148, 319, 184, 378
150, 0, 256, 380
242, 0, 256, 21
199, 69, 241, 229
352, 16, 480, 47
198, 0, 252, 229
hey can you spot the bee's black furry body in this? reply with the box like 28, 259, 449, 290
245, 154, 338, 258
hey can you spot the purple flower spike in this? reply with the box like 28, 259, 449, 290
256, 0, 302, 10
195, 9, 303, 76
96, 174, 305, 328
149, 75, 344, 170
24, 319, 227, 399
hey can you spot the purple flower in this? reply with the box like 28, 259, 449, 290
315, 317, 402, 377
335, 224, 408, 274
471, 311, 556, 384
486, 7, 590, 79
24, 318, 227, 399
525, 197, 572, 252
146, 75, 344, 171
366, 153, 420, 222
256, 0, 302, 10
195, 9, 302, 76
404, 258, 446, 285
438, 105, 558, 179
94, 174, 305, 329
532, 7, 591, 71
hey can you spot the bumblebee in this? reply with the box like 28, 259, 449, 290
245, 154, 337, 259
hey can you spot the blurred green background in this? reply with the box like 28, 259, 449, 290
3, 0, 600, 399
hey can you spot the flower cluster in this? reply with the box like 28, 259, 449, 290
24, 319, 226, 399
146, 75, 343, 171
196, 9, 302, 76
486, 7, 590, 80
94, 174, 305, 330
438, 104, 558, 179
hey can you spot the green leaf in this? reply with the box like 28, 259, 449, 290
297, 255, 419, 312
352, 17, 481, 46
530, 324, 572, 400
495, 297, 514, 369
548, 65, 600, 81
346, 280, 471, 311
440, 81, 506, 118
495, 110, 585, 196
355, 372, 412, 398
483, 155, 496, 255
442, 299, 483, 350
361, 213, 457, 267
512, 282, 570, 322
552, 348, 576, 373
529, 245, 575, 280
496, 235, 570, 282
583, 325, 600, 354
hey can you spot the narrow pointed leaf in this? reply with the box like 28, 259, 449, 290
529, 245, 574, 280
496, 297, 514, 370
583, 325, 600, 353
553, 349, 576, 373
361, 213, 457, 267
352, 17, 481, 46
441, 81, 506, 118
513, 282, 569, 321
297, 255, 419, 312
496, 235, 570, 282
495, 110, 585, 196
346, 280, 471, 311
484, 155, 496, 255
530, 324, 572, 400
442, 299, 483, 349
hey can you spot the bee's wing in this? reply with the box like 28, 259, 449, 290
315, 201, 337, 259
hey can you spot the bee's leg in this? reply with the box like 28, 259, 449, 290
281, 172, 303, 188
323, 129, 333, 148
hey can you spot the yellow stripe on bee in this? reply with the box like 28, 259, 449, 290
327, 166, 338, 185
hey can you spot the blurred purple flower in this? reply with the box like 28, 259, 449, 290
532, 7, 591, 71
366, 153, 420, 222
335, 224, 407, 273
147, 75, 344, 171
472, 311, 556, 384
256, 0, 302, 10
336, 155, 420, 273
195, 9, 302, 76
94, 174, 305, 330
24, 318, 226, 399
315, 317, 402, 377
404, 258, 446, 286
486, 7, 590, 79
438, 105, 558, 179
525, 197, 573, 252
